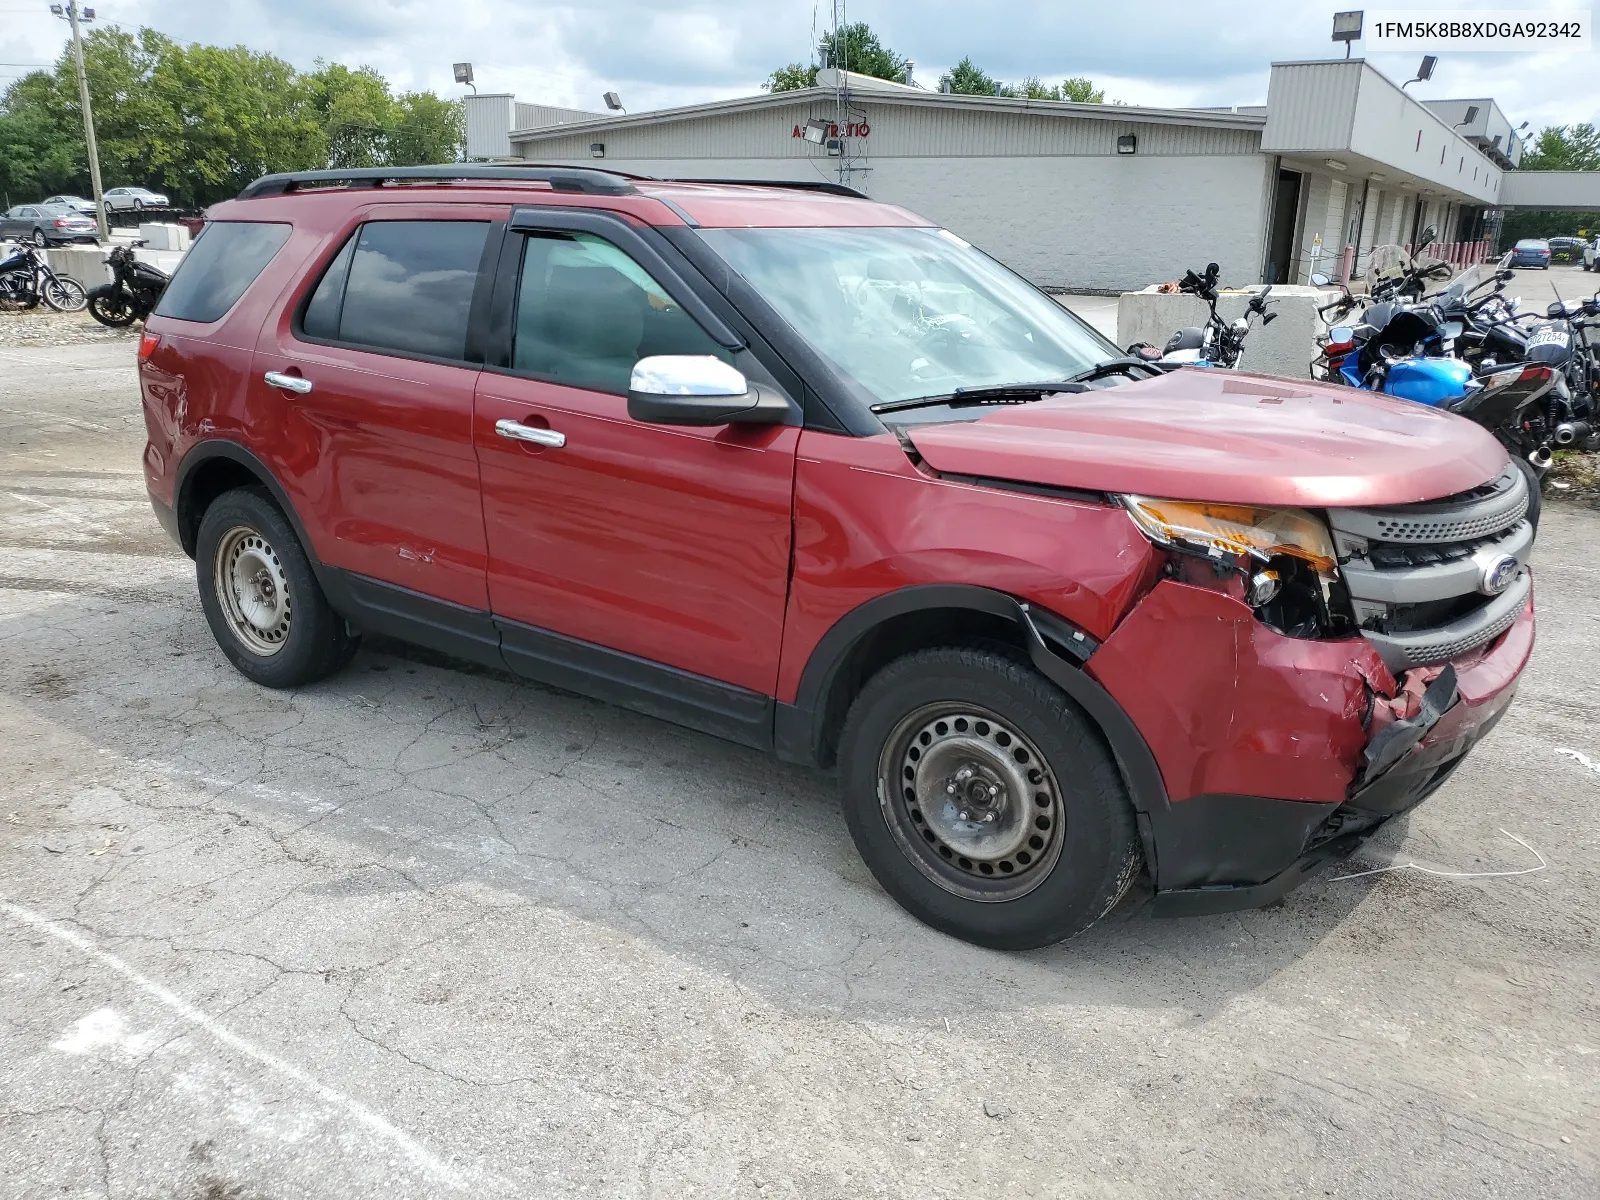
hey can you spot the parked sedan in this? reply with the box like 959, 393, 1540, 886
43, 194, 98, 217
0, 203, 99, 246
1548, 236, 1587, 263
102, 186, 170, 212
1508, 238, 1551, 269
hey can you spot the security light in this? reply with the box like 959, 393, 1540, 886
81, 6, 93, 16
1456, 105, 1480, 127
1116, 134, 1137, 155
604, 91, 624, 111
49, 4, 63, 13
590, 143, 605, 158
1332, 11, 1363, 40
1402, 55, 1436, 88
452, 62, 473, 84
802, 118, 830, 145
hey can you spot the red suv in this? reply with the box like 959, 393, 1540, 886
138, 165, 1535, 949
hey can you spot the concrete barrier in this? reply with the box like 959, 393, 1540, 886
41, 244, 187, 288
137, 222, 190, 251
1117, 285, 1341, 380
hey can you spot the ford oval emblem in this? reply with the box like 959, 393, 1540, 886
1481, 555, 1519, 595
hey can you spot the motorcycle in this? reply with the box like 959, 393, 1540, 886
87, 240, 171, 327
1136, 262, 1277, 369
0, 241, 89, 313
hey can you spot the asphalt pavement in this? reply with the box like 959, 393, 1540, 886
1, 306, 1596, 1199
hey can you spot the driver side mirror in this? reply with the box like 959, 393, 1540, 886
1309, 272, 1332, 287
1496, 269, 1515, 282
627, 356, 789, 426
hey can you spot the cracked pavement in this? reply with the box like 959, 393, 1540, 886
1, 334, 1596, 1199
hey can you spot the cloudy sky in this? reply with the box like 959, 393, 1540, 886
2, 1, 1596, 131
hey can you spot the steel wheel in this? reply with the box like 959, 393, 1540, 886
212, 524, 293, 656
878, 701, 1067, 902
42, 276, 87, 313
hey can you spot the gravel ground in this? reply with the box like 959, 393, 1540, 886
0, 310, 143, 349
0, 338, 1596, 1199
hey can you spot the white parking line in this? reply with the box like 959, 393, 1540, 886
2, 900, 472, 1192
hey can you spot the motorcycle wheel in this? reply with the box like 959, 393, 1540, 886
86, 286, 137, 328
42, 275, 88, 313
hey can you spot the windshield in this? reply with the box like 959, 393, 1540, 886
1430, 253, 1510, 304
697, 226, 1118, 407
1363, 244, 1412, 290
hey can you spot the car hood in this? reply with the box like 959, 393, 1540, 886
903, 368, 1509, 508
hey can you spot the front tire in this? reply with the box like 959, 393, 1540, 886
31, 228, 48, 247
195, 489, 359, 688
86, 285, 136, 327
837, 647, 1142, 950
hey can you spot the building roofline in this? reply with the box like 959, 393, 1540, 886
508, 84, 1267, 143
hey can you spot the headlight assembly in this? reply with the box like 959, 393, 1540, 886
1120, 496, 1337, 575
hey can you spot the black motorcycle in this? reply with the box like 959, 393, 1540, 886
1135, 263, 1277, 369
87, 241, 170, 327
0, 242, 89, 312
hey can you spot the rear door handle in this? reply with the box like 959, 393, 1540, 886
495, 418, 565, 448
264, 371, 313, 395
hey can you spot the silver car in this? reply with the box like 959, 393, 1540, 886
42, 194, 98, 216
0, 203, 99, 246
102, 187, 170, 212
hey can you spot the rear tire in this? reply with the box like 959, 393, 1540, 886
195, 488, 359, 688
837, 647, 1142, 950
31, 228, 47, 247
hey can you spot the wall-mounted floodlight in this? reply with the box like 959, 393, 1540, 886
802, 118, 830, 145
1402, 55, 1437, 89
1456, 105, 1480, 127
603, 91, 624, 112
1332, 10, 1363, 57
452, 62, 475, 94
1116, 134, 1137, 155
590, 143, 605, 158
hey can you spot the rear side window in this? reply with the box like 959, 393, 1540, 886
154, 221, 291, 322
300, 220, 488, 361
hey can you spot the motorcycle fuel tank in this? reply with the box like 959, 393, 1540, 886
1382, 357, 1474, 407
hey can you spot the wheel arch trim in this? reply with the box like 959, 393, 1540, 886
173, 439, 320, 567
775, 584, 1172, 874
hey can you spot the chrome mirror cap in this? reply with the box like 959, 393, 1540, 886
629, 355, 748, 398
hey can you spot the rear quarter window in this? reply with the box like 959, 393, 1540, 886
153, 221, 292, 323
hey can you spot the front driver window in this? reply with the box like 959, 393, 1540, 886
511, 232, 728, 395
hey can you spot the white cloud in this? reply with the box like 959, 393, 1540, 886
5, 0, 1596, 129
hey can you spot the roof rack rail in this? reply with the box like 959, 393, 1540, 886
236, 164, 641, 200
663, 177, 868, 199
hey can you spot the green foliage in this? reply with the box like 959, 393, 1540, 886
1501, 209, 1600, 245
764, 21, 907, 91
0, 25, 462, 208
1520, 123, 1600, 171
818, 22, 910, 83
939, 60, 1106, 102
941, 57, 1006, 96
764, 62, 819, 93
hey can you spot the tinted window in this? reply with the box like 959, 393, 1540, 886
511, 232, 726, 394
304, 221, 487, 360
154, 221, 292, 323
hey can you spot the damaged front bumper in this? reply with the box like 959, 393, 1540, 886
1083, 578, 1535, 918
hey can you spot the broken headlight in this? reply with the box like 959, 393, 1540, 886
1120, 497, 1337, 574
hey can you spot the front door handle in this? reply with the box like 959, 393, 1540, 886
263, 371, 313, 395
495, 418, 565, 448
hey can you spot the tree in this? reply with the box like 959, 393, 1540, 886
1520, 123, 1600, 171
1058, 76, 1106, 104
940, 57, 1006, 96
388, 91, 465, 166
763, 21, 908, 91
764, 62, 819, 93
818, 22, 910, 83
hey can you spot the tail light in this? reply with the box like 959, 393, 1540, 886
1323, 325, 1355, 356
54, 218, 71, 227
137, 332, 160, 364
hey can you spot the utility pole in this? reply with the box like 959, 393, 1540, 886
51, 3, 107, 241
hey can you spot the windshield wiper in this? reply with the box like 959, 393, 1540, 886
870, 379, 1087, 415
1063, 357, 1159, 384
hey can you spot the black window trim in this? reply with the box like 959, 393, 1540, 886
482, 207, 803, 425
290, 216, 506, 371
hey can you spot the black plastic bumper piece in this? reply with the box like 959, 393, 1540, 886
147, 488, 181, 549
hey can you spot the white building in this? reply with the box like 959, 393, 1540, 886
466, 60, 1599, 293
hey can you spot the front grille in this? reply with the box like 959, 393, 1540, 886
1329, 464, 1533, 672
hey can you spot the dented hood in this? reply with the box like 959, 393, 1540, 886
903, 369, 1510, 508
